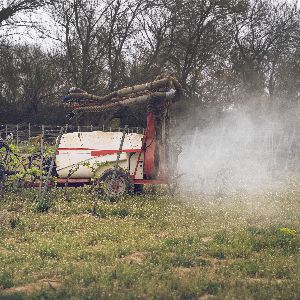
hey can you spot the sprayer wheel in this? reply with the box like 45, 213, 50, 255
98, 169, 133, 200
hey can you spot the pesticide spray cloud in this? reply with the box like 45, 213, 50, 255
175, 103, 300, 195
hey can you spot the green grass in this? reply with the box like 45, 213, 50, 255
0, 185, 300, 299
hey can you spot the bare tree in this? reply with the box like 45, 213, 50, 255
106, 0, 147, 90
0, 0, 299, 125
49, 0, 146, 92
135, 0, 240, 100
0, 0, 47, 24
0, 42, 64, 123
231, 0, 299, 98
133, 2, 175, 81
0, 0, 49, 39
49, 0, 114, 91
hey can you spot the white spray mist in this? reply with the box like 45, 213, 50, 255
175, 103, 299, 195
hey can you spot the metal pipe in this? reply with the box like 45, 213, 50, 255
71, 90, 176, 115
64, 77, 182, 105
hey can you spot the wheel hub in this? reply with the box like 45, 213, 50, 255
104, 175, 126, 197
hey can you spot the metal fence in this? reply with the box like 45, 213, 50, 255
0, 124, 145, 145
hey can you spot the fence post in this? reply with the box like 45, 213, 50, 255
39, 125, 45, 198
16, 124, 19, 147
28, 123, 31, 142
5, 124, 7, 139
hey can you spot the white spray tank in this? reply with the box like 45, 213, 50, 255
56, 131, 144, 179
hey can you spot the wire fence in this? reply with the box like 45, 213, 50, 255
0, 124, 145, 145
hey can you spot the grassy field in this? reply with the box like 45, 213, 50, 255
1, 184, 300, 299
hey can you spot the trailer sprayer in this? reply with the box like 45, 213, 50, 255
0, 76, 183, 200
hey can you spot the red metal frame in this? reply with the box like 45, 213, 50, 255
133, 179, 169, 185
57, 178, 91, 184
55, 178, 169, 186
143, 111, 156, 178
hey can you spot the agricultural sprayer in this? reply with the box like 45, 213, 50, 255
0, 76, 183, 199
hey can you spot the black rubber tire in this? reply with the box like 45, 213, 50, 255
98, 168, 133, 200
